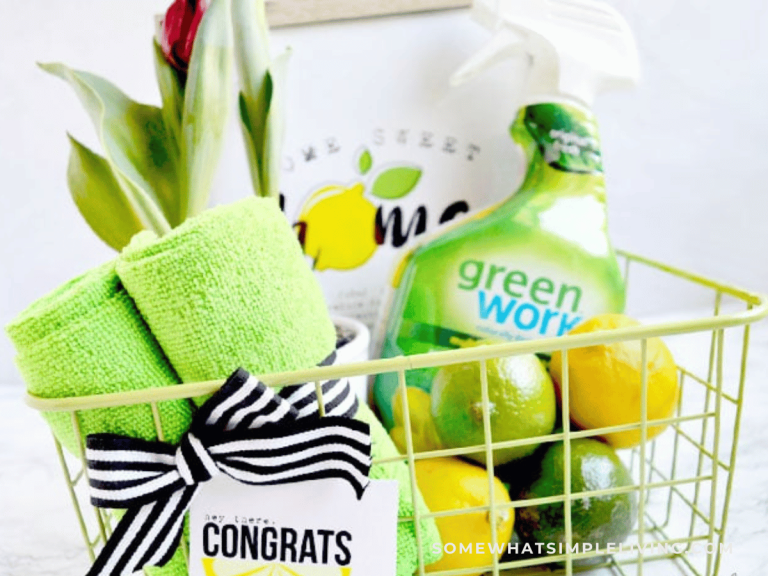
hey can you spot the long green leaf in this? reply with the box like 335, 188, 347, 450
39, 63, 175, 233
262, 49, 290, 198
232, 0, 288, 199
181, 0, 234, 218
238, 90, 266, 197
232, 0, 271, 196
153, 40, 184, 150
232, 0, 271, 103
67, 136, 146, 250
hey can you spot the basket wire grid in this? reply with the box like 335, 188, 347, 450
26, 250, 768, 576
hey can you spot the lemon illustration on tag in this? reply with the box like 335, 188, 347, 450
296, 182, 378, 271
202, 557, 352, 576
294, 148, 424, 272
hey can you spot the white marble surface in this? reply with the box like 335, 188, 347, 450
1, 315, 767, 576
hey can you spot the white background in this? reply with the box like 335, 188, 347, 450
1, 1, 767, 384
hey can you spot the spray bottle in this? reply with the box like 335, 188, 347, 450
373, 0, 641, 428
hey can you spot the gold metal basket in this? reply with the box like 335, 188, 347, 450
26, 250, 768, 576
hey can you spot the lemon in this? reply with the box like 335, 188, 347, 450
550, 314, 680, 449
296, 183, 378, 271
202, 557, 350, 575
415, 458, 514, 576
512, 439, 637, 562
431, 354, 557, 466
389, 386, 443, 454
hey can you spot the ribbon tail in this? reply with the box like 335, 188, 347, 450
86, 485, 198, 576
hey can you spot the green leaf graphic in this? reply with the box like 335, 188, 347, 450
371, 166, 422, 199
358, 148, 373, 175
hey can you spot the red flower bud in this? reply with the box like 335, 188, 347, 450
160, 0, 208, 73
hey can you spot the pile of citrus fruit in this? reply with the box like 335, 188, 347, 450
388, 313, 680, 575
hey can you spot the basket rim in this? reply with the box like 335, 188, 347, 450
25, 249, 768, 413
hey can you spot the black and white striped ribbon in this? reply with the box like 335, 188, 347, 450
84, 353, 369, 576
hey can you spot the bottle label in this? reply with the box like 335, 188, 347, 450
520, 103, 603, 174
373, 102, 624, 429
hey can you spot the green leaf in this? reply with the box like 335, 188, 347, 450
358, 148, 373, 175
180, 0, 234, 218
371, 166, 423, 199
238, 89, 266, 197
153, 40, 184, 147
232, 0, 271, 99
39, 62, 174, 233
262, 49, 290, 198
233, 0, 289, 199
66, 136, 146, 251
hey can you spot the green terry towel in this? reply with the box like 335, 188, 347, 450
116, 197, 336, 381
116, 196, 442, 574
356, 405, 443, 574
5, 261, 193, 455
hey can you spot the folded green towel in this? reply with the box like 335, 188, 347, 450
116, 196, 441, 574
116, 197, 336, 381
6, 262, 193, 455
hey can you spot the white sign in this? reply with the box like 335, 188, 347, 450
189, 476, 399, 576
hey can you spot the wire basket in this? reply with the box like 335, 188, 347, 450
26, 250, 768, 576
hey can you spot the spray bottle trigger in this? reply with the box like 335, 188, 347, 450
450, 27, 528, 87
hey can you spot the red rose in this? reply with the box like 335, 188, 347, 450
160, 0, 208, 73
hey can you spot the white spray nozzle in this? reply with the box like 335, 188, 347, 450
452, 0, 640, 106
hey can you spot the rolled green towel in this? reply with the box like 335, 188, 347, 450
6, 261, 193, 455
116, 197, 336, 381
116, 196, 441, 574
146, 548, 187, 576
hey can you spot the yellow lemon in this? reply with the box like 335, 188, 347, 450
389, 387, 442, 454
550, 314, 680, 449
415, 457, 514, 576
296, 183, 378, 271
202, 558, 350, 575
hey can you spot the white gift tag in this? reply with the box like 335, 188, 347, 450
189, 476, 399, 576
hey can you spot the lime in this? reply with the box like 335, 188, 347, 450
512, 439, 637, 560
550, 314, 680, 449
415, 457, 514, 576
430, 354, 557, 467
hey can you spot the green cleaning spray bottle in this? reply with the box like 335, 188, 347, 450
374, 0, 641, 428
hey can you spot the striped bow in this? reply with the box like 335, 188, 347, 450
84, 354, 371, 576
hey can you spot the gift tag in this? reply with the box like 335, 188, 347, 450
189, 476, 399, 576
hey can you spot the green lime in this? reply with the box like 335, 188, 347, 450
512, 439, 637, 561
430, 354, 557, 466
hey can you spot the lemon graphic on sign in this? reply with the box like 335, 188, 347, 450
202, 558, 352, 576
294, 148, 424, 272
296, 182, 378, 271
